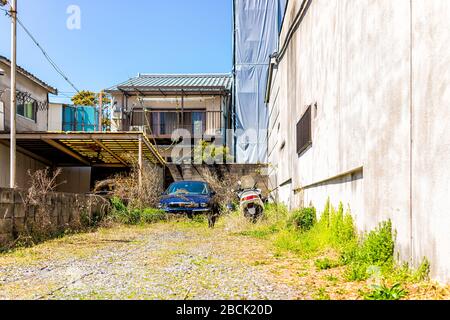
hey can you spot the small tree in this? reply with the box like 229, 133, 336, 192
71, 90, 111, 107
71, 90, 97, 106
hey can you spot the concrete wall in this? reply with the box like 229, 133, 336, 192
0, 188, 108, 247
0, 144, 91, 193
56, 167, 92, 194
0, 143, 47, 189
47, 103, 63, 131
0, 60, 50, 133
268, 0, 450, 283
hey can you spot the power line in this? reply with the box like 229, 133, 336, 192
15, 16, 80, 93
1, 5, 80, 93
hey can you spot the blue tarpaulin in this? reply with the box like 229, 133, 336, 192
234, 0, 287, 164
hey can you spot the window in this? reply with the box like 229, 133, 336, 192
17, 101, 37, 121
296, 105, 312, 155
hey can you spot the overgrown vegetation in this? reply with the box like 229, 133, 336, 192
5, 168, 108, 250
288, 207, 317, 232
227, 198, 432, 300
95, 157, 165, 225
193, 140, 233, 164
109, 197, 167, 225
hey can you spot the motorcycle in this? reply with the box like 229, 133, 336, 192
235, 177, 265, 223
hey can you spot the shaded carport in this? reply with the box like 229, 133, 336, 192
0, 132, 166, 189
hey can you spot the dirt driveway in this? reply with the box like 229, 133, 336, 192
0, 219, 448, 300
0, 221, 307, 300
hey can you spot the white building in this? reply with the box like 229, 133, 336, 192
266, 0, 450, 283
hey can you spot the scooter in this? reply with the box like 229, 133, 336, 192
236, 181, 264, 223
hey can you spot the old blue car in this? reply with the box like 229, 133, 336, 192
158, 181, 216, 216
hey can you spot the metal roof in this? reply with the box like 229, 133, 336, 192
0, 132, 166, 167
0, 55, 58, 95
105, 73, 232, 94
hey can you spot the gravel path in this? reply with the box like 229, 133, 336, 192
0, 223, 307, 300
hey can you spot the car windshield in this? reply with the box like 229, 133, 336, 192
166, 182, 210, 195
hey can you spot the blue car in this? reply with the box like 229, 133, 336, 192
158, 181, 216, 216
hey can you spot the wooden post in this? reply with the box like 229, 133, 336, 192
138, 135, 143, 190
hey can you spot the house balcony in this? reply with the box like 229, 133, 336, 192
129, 110, 225, 140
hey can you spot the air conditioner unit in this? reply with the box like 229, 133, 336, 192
130, 126, 145, 132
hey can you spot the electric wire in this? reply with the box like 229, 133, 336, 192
1, 4, 80, 93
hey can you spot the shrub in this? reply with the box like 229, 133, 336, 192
94, 159, 163, 211
345, 220, 395, 281
288, 207, 317, 232
109, 197, 166, 225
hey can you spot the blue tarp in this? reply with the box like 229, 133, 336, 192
234, 0, 287, 164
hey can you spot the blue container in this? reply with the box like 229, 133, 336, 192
62, 105, 99, 132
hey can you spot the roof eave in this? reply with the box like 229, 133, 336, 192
0, 56, 58, 95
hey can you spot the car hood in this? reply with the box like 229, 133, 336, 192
160, 194, 211, 204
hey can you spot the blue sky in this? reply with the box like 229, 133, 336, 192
0, 0, 232, 103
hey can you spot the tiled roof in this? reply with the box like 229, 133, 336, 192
0, 55, 58, 94
106, 73, 232, 93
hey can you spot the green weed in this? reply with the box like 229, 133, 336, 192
315, 258, 340, 270
313, 287, 331, 300
288, 207, 317, 232
362, 283, 407, 300
110, 197, 167, 225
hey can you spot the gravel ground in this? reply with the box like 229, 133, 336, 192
2, 220, 448, 300
0, 222, 305, 300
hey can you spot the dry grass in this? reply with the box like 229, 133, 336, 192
94, 156, 163, 211
199, 167, 238, 209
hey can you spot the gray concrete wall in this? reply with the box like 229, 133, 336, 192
0, 144, 91, 193
268, 0, 450, 283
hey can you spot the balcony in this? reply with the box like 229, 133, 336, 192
130, 110, 224, 139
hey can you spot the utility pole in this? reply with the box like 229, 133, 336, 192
98, 91, 103, 132
10, 0, 17, 188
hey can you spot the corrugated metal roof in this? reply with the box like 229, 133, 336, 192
105, 73, 232, 93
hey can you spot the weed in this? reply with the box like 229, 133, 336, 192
313, 287, 331, 300
345, 220, 395, 281
325, 275, 339, 282
362, 283, 407, 300
109, 197, 166, 225
288, 207, 317, 232
315, 258, 340, 270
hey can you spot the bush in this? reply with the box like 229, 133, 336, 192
110, 197, 166, 225
225, 198, 429, 285
288, 207, 317, 232
345, 220, 395, 281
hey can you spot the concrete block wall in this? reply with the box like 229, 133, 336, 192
0, 188, 108, 247
168, 164, 269, 196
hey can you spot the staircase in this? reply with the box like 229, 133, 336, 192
166, 164, 204, 182
166, 164, 183, 182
